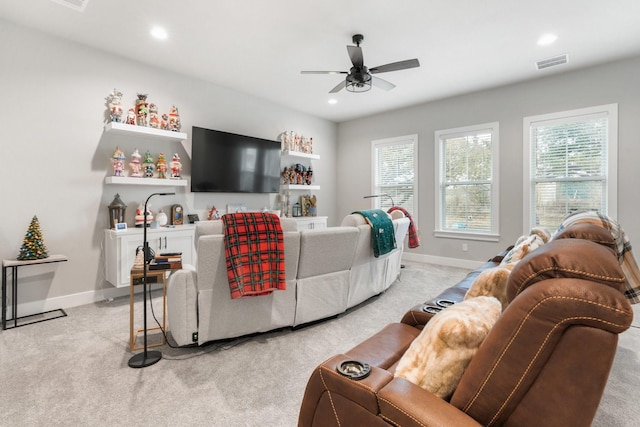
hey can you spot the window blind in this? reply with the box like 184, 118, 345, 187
530, 114, 608, 229
373, 138, 416, 214
440, 131, 493, 232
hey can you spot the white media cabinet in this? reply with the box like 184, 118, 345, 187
104, 225, 195, 288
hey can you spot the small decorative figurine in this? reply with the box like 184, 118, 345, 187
143, 150, 155, 178
309, 195, 318, 216
125, 108, 136, 125
208, 206, 221, 220
134, 203, 153, 227
132, 249, 144, 269
129, 148, 142, 177
135, 93, 148, 126
160, 113, 169, 130
168, 105, 181, 131
170, 153, 182, 178
148, 103, 160, 128
105, 89, 123, 123
112, 147, 125, 176
156, 152, 168, 179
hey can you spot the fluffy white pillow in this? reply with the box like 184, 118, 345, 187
394, 296, 502, 399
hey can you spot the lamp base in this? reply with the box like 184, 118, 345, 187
128, 350, 162, 368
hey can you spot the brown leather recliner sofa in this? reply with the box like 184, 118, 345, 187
298, 224, 634, 427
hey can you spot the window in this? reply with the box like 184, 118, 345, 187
435, 122, 499, 240
371, 135, 418, 218
523, 104, 617, 231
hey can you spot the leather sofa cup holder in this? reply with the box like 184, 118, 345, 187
436, 299, 455, 308
422, 305, 443, 314
337, 360, 371, 380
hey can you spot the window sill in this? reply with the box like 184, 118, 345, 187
433, 230, 500, 242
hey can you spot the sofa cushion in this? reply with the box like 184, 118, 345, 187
394, 296, 502, 399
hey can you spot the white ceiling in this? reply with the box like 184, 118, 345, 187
2, 0, 640, 123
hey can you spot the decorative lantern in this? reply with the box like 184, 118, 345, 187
108, 194, 127, 229
292, 202, 302, 217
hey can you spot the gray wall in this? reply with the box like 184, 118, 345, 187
337, 55, 640, 264
0, 20, 337, 311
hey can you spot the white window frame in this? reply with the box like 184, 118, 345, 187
370, 134, 418, 222
434, 122, 500, 241
523, 104, 618, 232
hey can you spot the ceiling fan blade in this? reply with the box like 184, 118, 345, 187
369, 58, 420, 74
329, 80, 346, 93
301, 71, 348, 75
347, 45, 364, 68
371, 76, 396, 91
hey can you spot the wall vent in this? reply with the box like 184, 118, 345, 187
50, 0, 89, 12
536, 54, 569, 70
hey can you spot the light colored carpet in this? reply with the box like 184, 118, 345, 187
0, 261, 638, 426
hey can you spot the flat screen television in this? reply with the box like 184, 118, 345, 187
191, 126, 281, 193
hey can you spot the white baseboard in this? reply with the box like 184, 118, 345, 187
402, 252, 485, 270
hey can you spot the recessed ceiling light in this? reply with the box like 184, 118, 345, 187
150, 26, 168, 40
537, 33, 558, 46
328, 99, 338, 105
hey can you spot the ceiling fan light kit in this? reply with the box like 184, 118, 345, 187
301, 34, 420, 94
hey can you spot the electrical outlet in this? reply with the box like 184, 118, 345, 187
462, 243, 468, 252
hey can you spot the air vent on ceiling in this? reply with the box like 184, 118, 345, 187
50, 0, 89, 12
536, 54, 569, 70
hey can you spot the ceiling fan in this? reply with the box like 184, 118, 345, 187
301, 34, 420, 93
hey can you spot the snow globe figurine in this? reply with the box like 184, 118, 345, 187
129, 148, 142, 177
148, 103, 160, 128
156, 152, 168, 179
170, 153, 182, 178
105, 89, 123, 123
112, 147, 125, 176
143, 150, 155, 178
168, 105, 181, 131
135, 93, 148, 126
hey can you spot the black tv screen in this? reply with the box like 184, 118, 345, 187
191, 126, 281, 193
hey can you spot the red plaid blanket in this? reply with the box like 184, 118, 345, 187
387, 206, 420, 248
222, 212, 286, 299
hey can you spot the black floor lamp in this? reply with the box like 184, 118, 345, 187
364, 193, 395, 208
128, 191, 175, 369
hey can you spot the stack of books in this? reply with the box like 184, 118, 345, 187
149, 252, 183, 270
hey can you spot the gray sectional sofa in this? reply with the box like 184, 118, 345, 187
166, 213, 410, 346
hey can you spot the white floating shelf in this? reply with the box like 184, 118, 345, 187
281, 150, 320, 160
105, 176, 188, 187
281, 184, 320, 191
104, 122, 187, 142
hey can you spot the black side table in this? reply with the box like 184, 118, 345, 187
2, 255, 68, 330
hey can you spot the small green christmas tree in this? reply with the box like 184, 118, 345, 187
17, 215, 49, 260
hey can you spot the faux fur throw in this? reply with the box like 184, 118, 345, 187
464, 266, 511, 311
222, 212, 286, 299
395, 296, 502, 400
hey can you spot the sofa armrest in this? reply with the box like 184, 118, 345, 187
166, 266, 199, 346
298, 354, 481, 427
298, 354, 395, 426
378, 378, 482, 427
